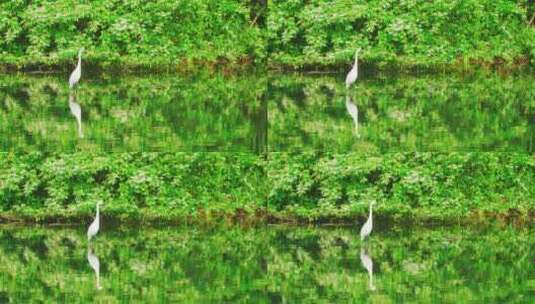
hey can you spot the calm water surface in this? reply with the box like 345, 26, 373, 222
0, 225, 533, 302
269, 70, 535, 152
0, 72, 267, 152
2, 70, 534, 152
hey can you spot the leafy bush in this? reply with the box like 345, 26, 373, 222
267, 0, 535, 68
1, 1, 533, 69
0, 152, 267, 219
0, 0, 265, 68
1, 152, 534, 222
267, 152, 535, 220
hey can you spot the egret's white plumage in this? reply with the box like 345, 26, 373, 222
87, 247, 102, 290
68, 94, 83, 138
345, 48, 361, 88
87, 200, 102, 241
345, 95, 359, 137
360, 247, 376, 291
69, 48, 84, 89
360, 201, 375, 241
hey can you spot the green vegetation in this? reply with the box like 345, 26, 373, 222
0, 153, 268, 222
1, 152, 534, 224
1, 1, 534, 70
0, 0, 265, 70
1, 225, 534, 302
267, 0, 535, 69
2, 1, 534, 300
0, 72, 267, 152
269, 70, 535, 152
267, 152, 535, 223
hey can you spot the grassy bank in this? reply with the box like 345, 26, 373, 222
1, 152, 534, 224
267, 0, 535, 70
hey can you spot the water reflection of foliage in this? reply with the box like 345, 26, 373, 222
0, 72, 267, 152
0, 226, 533, 302
269, 71, 535, 152
0, 226, 270, 302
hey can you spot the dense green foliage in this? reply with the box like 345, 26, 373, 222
1, 152, 534, 223
0, 72, 267, 152
1, 1, 534, 69
1, 225, 534, 302
267, 0, 535, 68
0, 0, 264, 69
0, 153, 267, 221
269, 70, 535, 152
267, 152, 535, 222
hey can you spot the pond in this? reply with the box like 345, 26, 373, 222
1, 225, 533, 302
269, 69, 535, 152
1, 69, 534, 153
0, 71, 267, 153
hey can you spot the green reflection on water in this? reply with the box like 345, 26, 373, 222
0, 225, 533, 302
269, 70, 535, 152
0, 72, 267, 153
3, 70, 534, 153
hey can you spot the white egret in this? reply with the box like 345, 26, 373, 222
345, 95, 359, 137
360, 247, 376, 291
68, 93, 83, 138
360, 200, 376, 241
69, 47, 85, 89
345, 48, 361, 88
87, 200, 102, 241
87, 246, 102, 290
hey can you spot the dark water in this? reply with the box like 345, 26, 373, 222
0, 225, 533, 302
1, 70, 534, 152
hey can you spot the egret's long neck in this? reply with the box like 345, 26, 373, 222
77, 52, 82, 69
354, 53, 359, 67
369, 204, 373, 221
96, 205, 99, 220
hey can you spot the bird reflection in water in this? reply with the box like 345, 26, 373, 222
345, 95, 360, 138
360, 246, 376, 291
87, 246, 102, 290
68, 93, 83, 138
